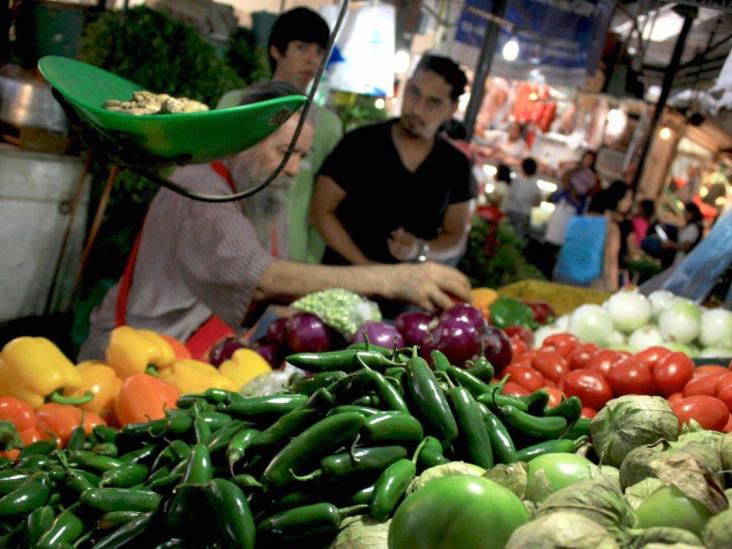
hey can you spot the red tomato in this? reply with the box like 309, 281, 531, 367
542, 333, 579, 358
672, 396, 729, 431
503, 365, 545, 392
544, 379, 558, 389
511, 352, 536, 369
543, 387, 564, 409
509, 336, 528, 357
684, 373, 725, 397
532, 350, 570, 383
667, 392, 685, 406
606, 358, 654, 396
562, 369, 613, 411
0, 397, 36, 431
693, 365, 729, 378
716, 383, 732, 414
653, 352, 695, 397
504, 326, 535, 347
588, 350, 623, 379
635, 346, 672, 371
502, 381, 530, 397
568, 343, 599, 371
581, 407, 597, 419
724, 415, 732, 433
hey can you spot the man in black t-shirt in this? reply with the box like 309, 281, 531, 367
310, 55, 476, 267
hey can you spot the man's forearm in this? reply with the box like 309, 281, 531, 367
313, 212, 372, 265
425, 231, 469, 261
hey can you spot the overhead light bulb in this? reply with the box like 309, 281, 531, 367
502, 39, 520, 62
658, 127, 672, 141
374, 98, 385, 109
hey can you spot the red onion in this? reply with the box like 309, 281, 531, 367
264, 317, 290, 345
352, 321, 405, 349
254, 342, 282, 368
207, 336, 246, 366
441, 303, 486, 331
423, 319, 481, 366
395, 311, 435, 347
285, 313, 331, 353
480, 326, 513, 372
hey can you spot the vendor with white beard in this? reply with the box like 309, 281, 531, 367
79, 81, 470, 359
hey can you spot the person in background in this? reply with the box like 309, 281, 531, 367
540, 179, 582, 278
310, 54, 475, 269
504, 158, 540, 240
218, 7, 343, 264
564, 149, 600, 210
627, 199, 655, 259
80, 81, 469, 360
494, 122, 529, 167
664, 202, 704, 265
491, 163, 512, 211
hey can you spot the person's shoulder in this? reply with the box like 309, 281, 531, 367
436, 136, 471, 169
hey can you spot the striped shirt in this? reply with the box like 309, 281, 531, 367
78, 163, 274, 360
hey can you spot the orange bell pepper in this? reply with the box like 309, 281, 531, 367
35, 403, 105, 447
114, 373, 180, 426
64, 361, 122, 422
0, 396, 36, 431
105, 326, 176, 379
160, 335, 191, 360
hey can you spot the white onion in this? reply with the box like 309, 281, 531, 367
699, 309, 732, 349
648, 290, 675, 318
699, 346, 732, 358
628, 326, 665, 353
604, 291, 652, 333
533, 324, 564, 349
555, 314, 570, 332
658, 298, 702, 344
568, 305, 614, 347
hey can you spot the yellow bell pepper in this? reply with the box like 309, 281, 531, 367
105, 326, 176, 379
159, 360, 235, 395
64, 361, 122, 420
219, 349, 272, 391
0, 337, 82, 409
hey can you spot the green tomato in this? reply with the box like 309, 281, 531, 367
636, 484, 713, 536
388, 475, 529, 549
525, 452, 596, 503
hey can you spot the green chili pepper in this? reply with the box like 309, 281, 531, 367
446, 365, 493, 398
35, 507, 84, 549
328, 405, 380, 417
205, 420, 248, 455
353, 394, 380, 407
405, 356, 458, 443
0, 472, 51, 516
257, 503, 366, 543
362, 412, 424, 445
520, 389, 551, 415
476, 381, 530, 413
287, 349, 397, 372
148, 471, 182, 492
81, 488, 162, 513
233, 474, 263, 490
93, 511, 155, 549
417, 436, 449, 469
119, 444, 157, 465
92, 425, 118, 444
0, 471, 27, 494
561, 417, 592, 439
326, 369, 374, 403
489, 297, 537, 330
205, 478, 256, 549
226, 428, 260, 474
66, 426, 86, 452
16, 453, 54, 471
19, 439, 56, 459
351, 484, 375, 505
360, 360, 409, 414
499, 405, 567, 440
64, 469, 99, 495
290, 371, 348, 395
448, 386, 494, 468
99, 463, 149, 488
262, 412, 365, 488
91, 443, 119, 457
347, 342, 395, 356
544, 395, 582, 426
70, 451, 123, 472
193, 416, 211, 445
483, 411, 516, 464
153, 539, 188, 549
95, 510, 144, 530
384, 367, 407, 394
219, 394, 308, 417
197, 411, 234, 431
203, 388, 244, 405
298, 446, 408, 482
514, 438, 581, 462
182, 443, 213, 485
0, 523, 22, 547
466, 357, 495, 382
430, 350, 451, 373
369, 458, 416, 521
25, 505, 55, 546
252, 388, 334, 449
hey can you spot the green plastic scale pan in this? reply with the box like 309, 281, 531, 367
38, 56, 306, 166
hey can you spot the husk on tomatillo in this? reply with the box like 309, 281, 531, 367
639, 544, 705, 549
329, 516, 389, 549
719, 432, 732, 472
625, 478, 664, 510
619, 442, 670, 491
702, 508, 732, 549
536, 479, 637, 534
591, 396, 679, 467
482, 462, 529, 500
504, 511, 621, 549
406, 461, 485, 494
629, 526, 703, 548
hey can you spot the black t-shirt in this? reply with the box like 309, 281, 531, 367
318, 119, 476, 265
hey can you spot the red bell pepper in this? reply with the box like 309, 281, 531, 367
35, 403, 105, 447
114, 373, 180, 426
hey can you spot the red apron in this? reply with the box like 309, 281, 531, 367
115, 161, 239, 360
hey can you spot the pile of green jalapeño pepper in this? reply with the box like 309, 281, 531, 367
0, 343, 589, 548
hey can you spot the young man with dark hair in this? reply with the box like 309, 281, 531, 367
218, 7, 343, 264
310, 54, 476, 270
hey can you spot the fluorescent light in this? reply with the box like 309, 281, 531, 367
537, 179, 558, 193
374, 98, 385, 109
659, 127, 672, 141
502, 39, 519, 62
394, 50, 410, 74
540, 201, 556, 213
482, 165, 497, 177
484, 183, 495, 194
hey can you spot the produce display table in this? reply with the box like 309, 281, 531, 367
498, 279, 611, 316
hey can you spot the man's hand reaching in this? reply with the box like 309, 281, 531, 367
388, 227, 420, 261
385, 262, 470, 311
